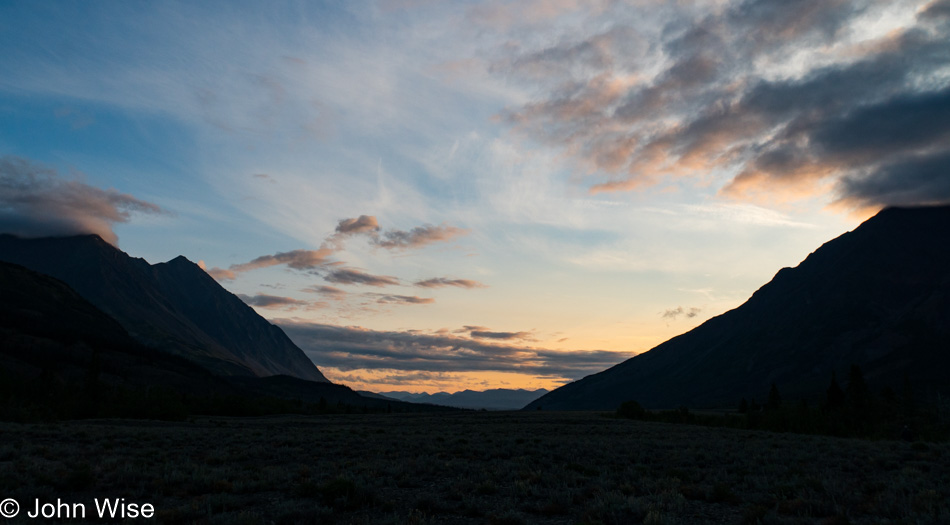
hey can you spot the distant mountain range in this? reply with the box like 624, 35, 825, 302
0, 234, 326, 382
375, 388, 549, 410
527, 205, 950, 411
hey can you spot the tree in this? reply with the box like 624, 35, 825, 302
825, 371, 845, 410
617, 400, 646, 420
901, 374, 915, 418
845, 364, 873, 434
767, 383, 782, 411
738, 398, 749, 414
846, 365, 870, 412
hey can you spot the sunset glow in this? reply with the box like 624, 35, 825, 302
3, 0, 948, 393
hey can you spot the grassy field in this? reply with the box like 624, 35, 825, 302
1, 411, 947, 524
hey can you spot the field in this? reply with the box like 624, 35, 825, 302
1, 411, 947, 524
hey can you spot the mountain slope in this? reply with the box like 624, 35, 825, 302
527, 205, 950, 411
0, 234, 327, 382
0, 261, 448, 418
0, 260, 231, 396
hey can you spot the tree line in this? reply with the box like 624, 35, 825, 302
616, 365, 948, 441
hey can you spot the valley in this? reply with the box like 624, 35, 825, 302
2, 412, 947, 524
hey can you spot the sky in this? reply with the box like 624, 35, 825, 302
1, 0, 948, 394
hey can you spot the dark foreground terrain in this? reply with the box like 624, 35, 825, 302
1, 412, 947, 525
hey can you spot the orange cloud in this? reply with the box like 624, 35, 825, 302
232, 247, 335, 273
335, 215, 379, 235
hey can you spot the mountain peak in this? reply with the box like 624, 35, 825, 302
164, 254, 201, 269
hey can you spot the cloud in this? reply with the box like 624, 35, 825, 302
237, 293, 315, 310
456, 325, 489, 334
834, 150, 950, 211
661, 306, 702, 321
233, 248, 335, 273
276, 320, 630, 380
325, 268, 401, 287
374, 223, 469, 250
206, 247, 337, 282
335, 215, 380, 235
327, 370, 466, 389
0, 156, 166, 246
413, 277, 487, 289
302, 285, 348, 299
206, 267, 237, 281
922, 0, 950, 19
369, 294, 435, 305
496, 0, 950, 211
205, 215, 468, 281
470, 330, 533, 341
467, 0, 612, 29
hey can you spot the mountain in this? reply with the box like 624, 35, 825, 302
0, 260, 233, 396
526, 205, 950, 411
381, 388, 550, 410
0, 234, 327, 382
357, 390, 400, 401
0, 261, 447, 418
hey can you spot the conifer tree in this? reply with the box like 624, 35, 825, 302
846, 365, 870, 411
825, 371, 845, 410
767, 383, 782, 411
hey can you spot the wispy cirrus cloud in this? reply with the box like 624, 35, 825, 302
496, 0, 950, 212
0, 156, 166, 246
277, 320, 629, 380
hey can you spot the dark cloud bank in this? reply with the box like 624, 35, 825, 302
277, 320, 629, 380
499, 0, 950, 211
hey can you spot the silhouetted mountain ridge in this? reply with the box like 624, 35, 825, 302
0, 261, 445, 418
527, 205, 950, 411
0, 234, 327, 382
0, 260, 233, 397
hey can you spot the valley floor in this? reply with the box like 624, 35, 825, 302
1, 411, 947, 524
